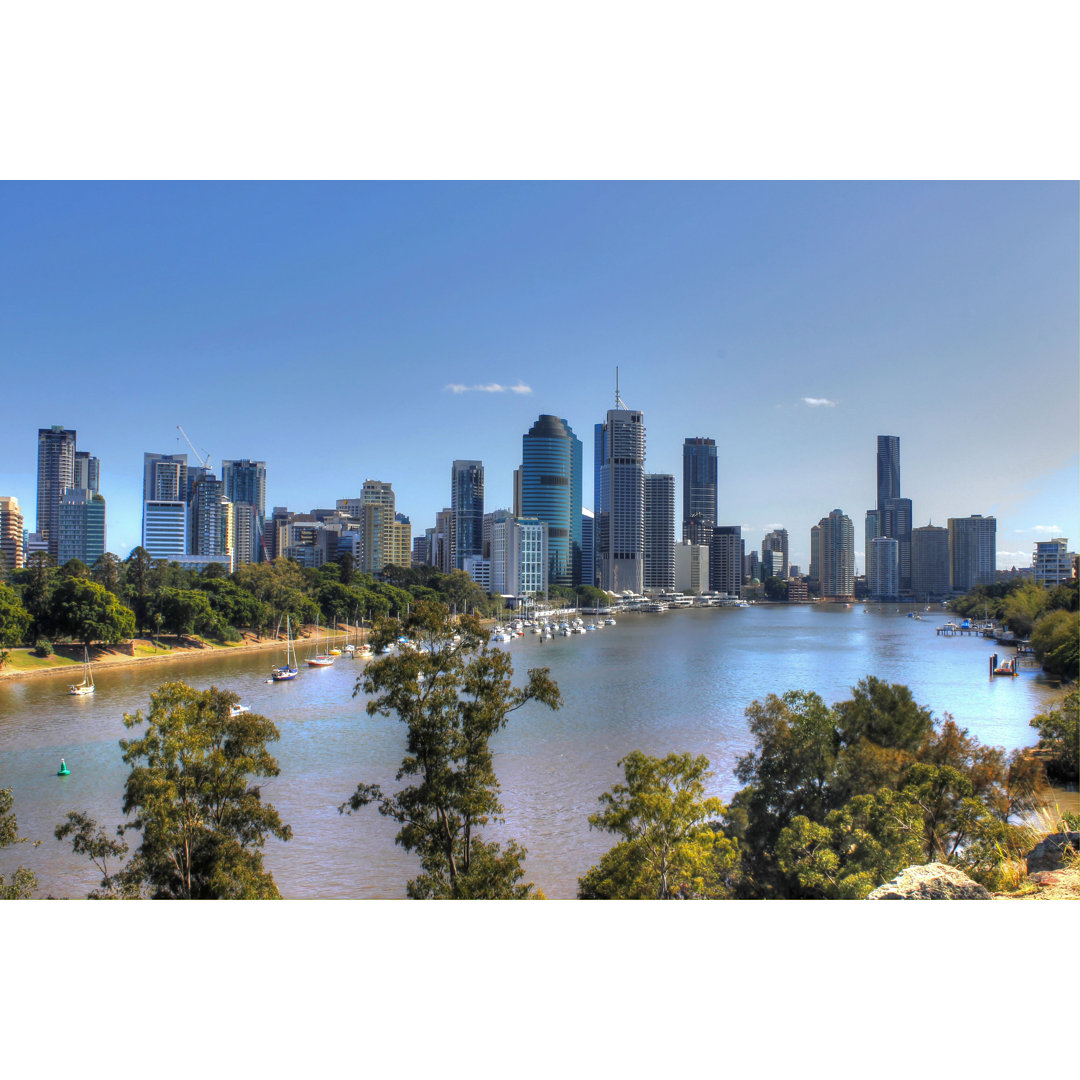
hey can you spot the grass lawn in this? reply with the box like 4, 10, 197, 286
1, 649, 79, 672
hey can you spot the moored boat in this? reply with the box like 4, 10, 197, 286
68, 647, 95, 696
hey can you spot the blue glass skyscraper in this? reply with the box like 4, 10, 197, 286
520, 415, 582, 588
682, 437, 717, 541
451, 460, 484, 571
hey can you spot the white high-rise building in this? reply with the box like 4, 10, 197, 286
948, 515, 996, 591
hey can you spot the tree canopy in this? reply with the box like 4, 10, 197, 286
118, 682, 292, 898
1, 784, 38, 899
579, 751, 737, 899
342, 599, 561, 898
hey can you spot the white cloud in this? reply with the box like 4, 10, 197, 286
763, 522, 785, 531
446, 381, 532, 395
1029, 524, 1064, 534
997, 550, 1029, 562
802, 396, 836, 407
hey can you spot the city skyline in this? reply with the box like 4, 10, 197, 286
1, 182, 1076, 572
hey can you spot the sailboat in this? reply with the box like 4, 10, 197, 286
68, 647, 95, 696
271, 616, 299, 681
307, 617, 334, 667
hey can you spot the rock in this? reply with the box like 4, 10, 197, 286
866, 863, 991, 900
1025, 832, 1080, 874
1027, 870, 1068, 887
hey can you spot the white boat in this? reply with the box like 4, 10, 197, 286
229, 703, 250, 717
307, 618, 335, 667
605, 617, 616, 626
68, 647, 94, 696
272, 616, 299, 681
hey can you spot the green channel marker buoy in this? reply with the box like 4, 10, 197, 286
57, 758, 70, 776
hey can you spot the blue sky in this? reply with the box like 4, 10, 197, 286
1, 181, 1076, 572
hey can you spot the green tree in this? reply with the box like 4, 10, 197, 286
55, 811, 132, 898
1, 784, 38, 899
91, 552, 122, 595
151, 587, 220, 640
579, 751, 738, 899
1030, 609, 1079, 681
1002, 581, 1049, 637
0, 584, 31, 650
20, 551, 56, 638
1030, 690, 1079, 784
776, 788, 926, 899
763, 576, 786, 601
119, 682, 292, 898
50, 575, 136, 648
342, 600, 561, 898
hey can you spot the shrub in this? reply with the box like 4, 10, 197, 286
32, 638, 53, 658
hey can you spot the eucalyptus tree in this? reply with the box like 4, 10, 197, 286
343, 599, 561, 898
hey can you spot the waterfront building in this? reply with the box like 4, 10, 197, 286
581, 507, 595, 589
948, 515, 996, 591
761, 529, 789, 579
761, 548, 784, 580
744, 549, 760, 582
490, 511, 548, 599
520, 415, 583, 588
868, 536, 899, 600
883, 497, 913, 594
389, 513, 412, 570
865, 508, 881, 584
643, 473, 675, 592
912, 524, 950, 600
709, 525, 742, 598
222, 459, 267, 563
787, 578, 809, 602
37, 425, 77, 560
874, 435, 912, 594
1033, 537, 1075, 586
462, 555, 491, 591
189, 475, 228, 558
451, 460, 484, 571
57, 488, 106, 566
682, 437, 717, 541
817, 509, 855, 600
675, 540, 709, 595
809, 523, 821, 587
0, 496, 25, 570
595, 405, 645, 594
143, 500, 188, 558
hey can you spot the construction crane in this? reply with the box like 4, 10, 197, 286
176, 425, 212, 472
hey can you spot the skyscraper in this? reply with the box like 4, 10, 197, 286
874, 436, 912, 594
762, 528, 789, 580
73, 451, 100, 495
682, 437, 717, 541
912, 524, 950, 599
451, 460, 484, 571
595, 405, 645, 594
868, 536, 899, 600
222, 459, 267, 563
876, 436, 900, 512
818, 509, 855, 600
709, 525, 742, 598
58, 488, 106, 566
520, 415, 583, 588
948, 515, 996, 591
142, 452, 189, 558
643, 473, 675, 591
37, 425, 76, 560
0, 495, 24, 570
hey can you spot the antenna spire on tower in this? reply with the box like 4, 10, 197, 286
615, 365, 628, 410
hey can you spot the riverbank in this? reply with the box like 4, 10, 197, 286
0, 626, 355, 682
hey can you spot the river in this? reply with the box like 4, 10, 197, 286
0, 604, 1063, 899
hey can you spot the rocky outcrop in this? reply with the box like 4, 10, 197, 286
866, 862, 991, 900
1025, 832, 1080, 874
